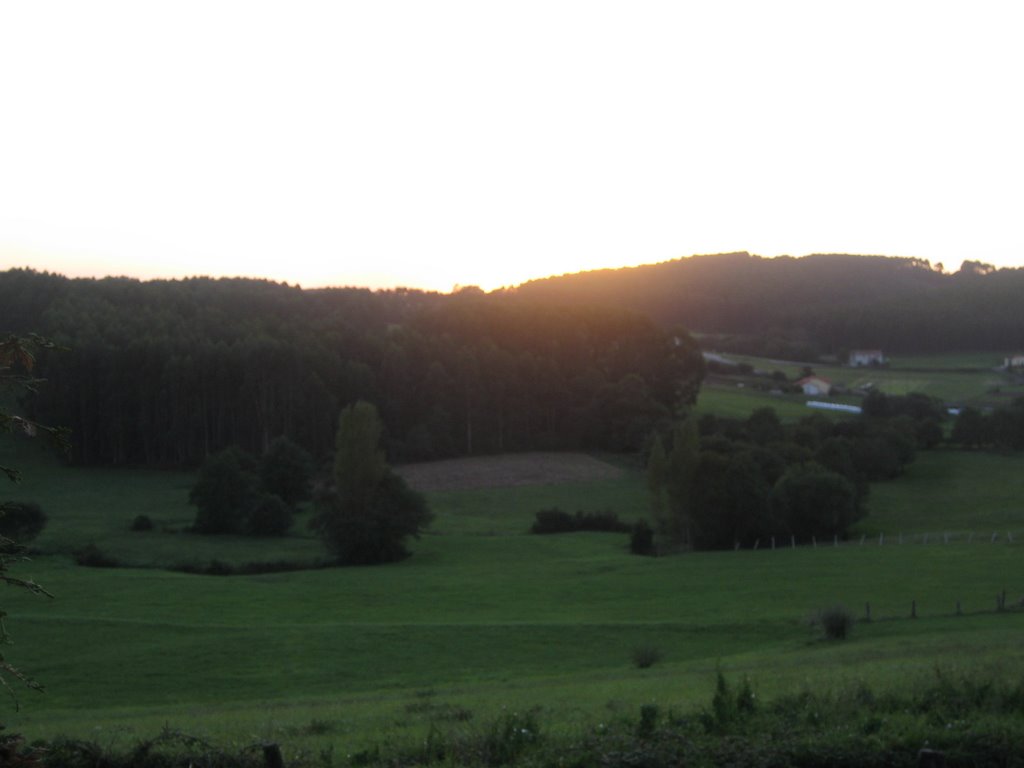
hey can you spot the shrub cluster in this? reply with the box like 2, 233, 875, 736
130, 514, 154, 532
0, 500, 47, 543
817, 604, 854, 640
649, 395, 942, 551
632, 646, 662, 669
629, 519, 656, 555
952, 397, 1024, 450
529, 508, 630, 534
73, 543, 120, 568
189, 437, 313, 537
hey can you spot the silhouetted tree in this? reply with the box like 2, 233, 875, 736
951, 407, 989, 448
189, 448, 259, 534
246, 492, 293, 537
771, 465, 859, 540
260, 436, 313, 508
312, 401, 432, 565
663, 417, 699, 548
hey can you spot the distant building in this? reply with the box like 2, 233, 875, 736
1004, 354, 1024, 370
796, 375, 832, 396
849, 349, 886, 367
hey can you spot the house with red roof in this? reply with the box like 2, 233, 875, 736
796, 375, 832, 396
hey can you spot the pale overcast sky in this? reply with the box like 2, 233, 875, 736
2, 1, 1022, 291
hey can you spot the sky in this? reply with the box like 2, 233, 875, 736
2, 2, 1023, 292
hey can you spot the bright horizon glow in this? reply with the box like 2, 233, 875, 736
2, 2, 1023, 292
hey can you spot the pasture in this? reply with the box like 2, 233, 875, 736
3, 433, 1024, 759
715, 351, 1024, 408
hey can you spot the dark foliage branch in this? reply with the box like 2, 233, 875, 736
0, 333, 57, 707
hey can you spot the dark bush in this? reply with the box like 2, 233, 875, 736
630, 519, 656, 556
189, 448, 259, 534
313, 471, 432, 566
632, 646, 662, 669
637, 704, 660, 737
817, 604, 854, 640
0, 500, 47, 543
245, 493, 292, 537
530, 508, 630, 534
204, 560, 235, 576
530, 508, 575, 533
260, 436, 314, 507
130, 514, 154, 532
74, 544, 120, 568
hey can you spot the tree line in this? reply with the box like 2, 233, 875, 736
513, 252, 1024, 356
1, 270, 704, 468
950, 397, 1024, 451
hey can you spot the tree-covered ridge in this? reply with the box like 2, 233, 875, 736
1, 270, 703, 467
512, 252, 1024, 354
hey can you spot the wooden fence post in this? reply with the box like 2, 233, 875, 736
263, 744, 285, 768
917, 747, 946, 767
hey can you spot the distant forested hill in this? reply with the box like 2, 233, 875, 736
0, 270, 702, 467
510, 253, 1024, 355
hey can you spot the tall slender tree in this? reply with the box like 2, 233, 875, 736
664, 416, 699, 548
645, 432, 668, 532
312, 401, 432, 564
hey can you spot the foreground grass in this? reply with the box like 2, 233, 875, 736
3, 435, 1024, 761
7, 536, 1024, 748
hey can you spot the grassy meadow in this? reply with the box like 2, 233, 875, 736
2, 368, 1024, 761
709, 351, 1024, 410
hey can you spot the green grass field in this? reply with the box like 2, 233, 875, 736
4, 425, 1024, 758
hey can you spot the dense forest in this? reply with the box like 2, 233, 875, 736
0, 269, 703, 467
5, 252, 1022, 468
512, 253, 1024, 356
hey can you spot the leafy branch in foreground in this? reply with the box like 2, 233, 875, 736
0, 333, 60, 706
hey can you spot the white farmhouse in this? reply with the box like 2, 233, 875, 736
1004, 354, 1024, 370
849, 349, 885, 367
796, 375, 832, 396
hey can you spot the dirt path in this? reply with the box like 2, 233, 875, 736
395, 452, 623, 492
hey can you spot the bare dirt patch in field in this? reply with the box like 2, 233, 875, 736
396, 452, 623, 492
